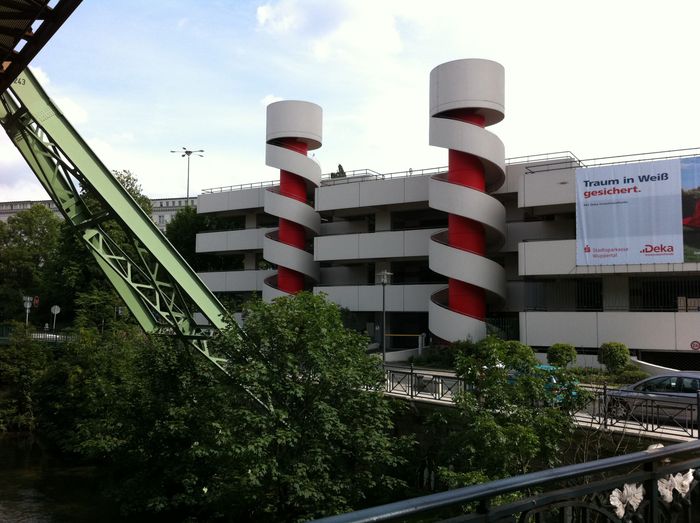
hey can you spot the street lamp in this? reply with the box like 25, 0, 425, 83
378, 269, 392, 365
170, 147, 204, 206
23, 295, 32, 327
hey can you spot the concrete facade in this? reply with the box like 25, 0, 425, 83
195, 149, 700, 366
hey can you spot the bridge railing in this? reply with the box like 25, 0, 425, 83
382, 367, 700, 440
314, 438, 700, 522
577, 384, 700, 440
384, 365, 463, 404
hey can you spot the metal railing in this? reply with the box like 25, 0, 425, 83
200, 148, 700, 194
382, 367, 700, 441
576, 384, 700, 440
0, 328, 74, 344
320, 166, 448, 186
314, 438, 700, 522
201, 179, 279, 194
525, 146, 700, 174
384, 365, 463, 404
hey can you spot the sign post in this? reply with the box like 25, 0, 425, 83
23, 295, 32, 327
50, 305, 61, 331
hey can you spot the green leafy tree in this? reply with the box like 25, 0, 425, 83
424, 337, 586, 489
547, 343, 578, 368
165, 206, 243, 271
111, 169, 153, 215
165, 206, 200, 265
44, 169, 151, 325
210, 293, 408, 521
34, 293, 408, 520
0, 324, 50, 431
0, 205, 61, 323
598, 342, 630, 373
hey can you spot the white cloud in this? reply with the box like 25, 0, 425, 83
308, 3, 403, 64
28, 65, 50, 86
54, 96, 89, 124
256, 1, 301, 34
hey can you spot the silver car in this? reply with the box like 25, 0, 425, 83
607, 372, 700, 425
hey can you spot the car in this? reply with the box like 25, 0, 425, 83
606, 372, 700, 424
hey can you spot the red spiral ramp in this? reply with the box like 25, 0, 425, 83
428, 59, 507, 342
263, 101, 322, 300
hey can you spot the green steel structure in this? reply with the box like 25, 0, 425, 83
0, 68, 230, 369
0, 1, 272, 411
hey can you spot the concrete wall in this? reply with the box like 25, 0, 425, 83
316, 176, 429, 211
198, 187, 266, 214
314, 228, 441, 262
314, 284, 443, 312
518, 240, 576, 275
517, 167, 576, 208
196, 228, 273, 253
198, 269, 275, 292
520, 311, 700, 351
501, 220, 574, 252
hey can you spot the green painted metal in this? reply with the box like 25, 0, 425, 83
0, 69, 230, 371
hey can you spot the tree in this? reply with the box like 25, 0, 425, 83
0, 204, 61, 323
209, 293, 408, 521
165, 206, 200, 266
44, 169, 152, 325
165, 206, 243, 271
33, 293, 408, 521
112, 169, 152, 215
423, 337, 587, 490
0, 324, 50, 432
547, 343, 578, 368
598, 342, 630, 374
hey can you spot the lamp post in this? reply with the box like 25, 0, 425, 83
170, 147, 204, 206
379, 270, 392, 365
23, 295, 32, 327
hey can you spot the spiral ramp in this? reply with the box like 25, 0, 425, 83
262, 101, 322, 301
428, 59, 507, 342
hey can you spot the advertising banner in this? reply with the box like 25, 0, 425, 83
576, 157, 700, 265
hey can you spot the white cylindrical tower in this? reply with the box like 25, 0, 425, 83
262, 100, 322, 300
427, 59, 507, 342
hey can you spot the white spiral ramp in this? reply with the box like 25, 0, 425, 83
262, 100, 322, 301
428, 59, 507, 342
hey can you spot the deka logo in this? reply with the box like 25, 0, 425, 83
640, 244, 674, 253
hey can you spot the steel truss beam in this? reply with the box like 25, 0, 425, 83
0, 68, 230, 370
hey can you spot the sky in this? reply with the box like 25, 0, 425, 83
2, 0, 700, 201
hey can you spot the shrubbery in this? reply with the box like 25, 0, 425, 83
598, 342, 631, 373
614, 365, 649, 384
409, 341, 473, 369
547, 343, 577, 368
2, 293, 410, 521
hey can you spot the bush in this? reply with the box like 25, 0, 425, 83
568, 366, 606, 383
614, 364, 649, 385
409, 341, 474, 369
547, 343, 577, 368
597, 342, 630, 373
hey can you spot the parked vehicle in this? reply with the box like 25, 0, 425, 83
606, 372, 700, 424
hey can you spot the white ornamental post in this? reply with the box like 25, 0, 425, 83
50, 305, 61, 331
23, 295, 32, 327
